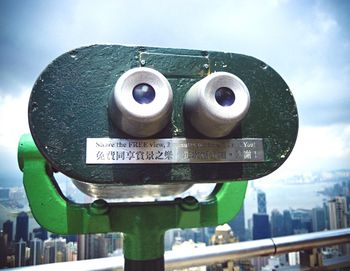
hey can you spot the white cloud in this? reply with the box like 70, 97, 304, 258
288, 63, 350, 125
295, 7, 339, 49
0, 88, 31, 152
1, 0, 350, 186
293, 124, 350, 162
258, 123, 350, 182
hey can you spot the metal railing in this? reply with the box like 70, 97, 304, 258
7, 228, 350, 271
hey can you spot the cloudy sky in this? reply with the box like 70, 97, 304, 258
0, 0, 349, 188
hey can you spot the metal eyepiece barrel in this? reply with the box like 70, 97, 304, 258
184, 72, 250, 138
109, 67, 173, 137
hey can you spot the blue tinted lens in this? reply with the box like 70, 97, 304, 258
215, 87, 235, 107
132, 84, 156, 104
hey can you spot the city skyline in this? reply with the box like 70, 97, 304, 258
1, 168, 349, 227
1, 177, 349, 268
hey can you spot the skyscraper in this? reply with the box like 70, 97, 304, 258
283, 210, 293, 235
15, 212, 29, 242
252, 213, 270, 240
0, 230, 8, 268
105, 232, 123, 255
80, 234, 107, 260
328, 196, 348, 230
228, 204, 246, 241
33, 227, 48, 241
66, 241, 78, 261
15, 239, 26, 267
271, 209, 284, 237
43, 239, 55, 264
29, 238, 43, 265
55, 238, 67, 263
3, 220, 13, 243
257, 190, 267, 214
323, 201, 330, 230
291, 209, 312, 233
328, 196, 349, 255
346, 195, 350, 226
312, 207, 326, 232
43, 237, 67, 263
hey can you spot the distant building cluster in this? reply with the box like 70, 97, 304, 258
0, 210, 123, 268
246, 184, 350, 243
168, 181, 350, 271
0, 179, 349, 270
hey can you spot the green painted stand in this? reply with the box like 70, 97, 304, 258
18, 134, 247, 270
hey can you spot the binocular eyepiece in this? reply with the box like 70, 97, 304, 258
184, 72, 250, 138
109, 68, 250, 138
109, 67, 173, 138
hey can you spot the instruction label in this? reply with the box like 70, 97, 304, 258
86, 138, 264, 164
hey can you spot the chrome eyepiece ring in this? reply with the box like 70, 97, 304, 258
184, 72, 250, 138
109, 67, 173, 137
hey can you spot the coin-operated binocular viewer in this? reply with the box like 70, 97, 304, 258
18, 45, 298, 270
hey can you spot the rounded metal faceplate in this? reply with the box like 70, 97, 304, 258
27, 45, 298, 186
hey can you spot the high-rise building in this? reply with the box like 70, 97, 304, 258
43, 239, 55, 264
65, 235, 77, 243
15, 212, 29, 242
312, 207, 326, 232
328, 196, 349, 255
271, 209, 284, 237
92, 234, 107, 259
323, 201, 330, 230
291, 217, 302, 233
291, 209, 312, 233
328, 197, 348, 230
283, 210, 293, 235
193, 228, 206, 244
105, 232, 123, 255
32, 227, 48, 241
77, 235, 85, 260
164, 229, 176, 251
228, 204, 246, 241
247, 218, 253, 240
66, 242, 78, 261
252, 213, 270, 240
29, 238, 43, 265
55, 238, 67, 263
43, 237, 67, 263
0, 230, 8, 268
257, 190, 267, 214
79, 234, 107, 260
3, 220, 13, 243
346, 195, 350, 226
15, 239, 26, 267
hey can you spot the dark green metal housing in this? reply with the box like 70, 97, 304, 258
28, 44, 298, 185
